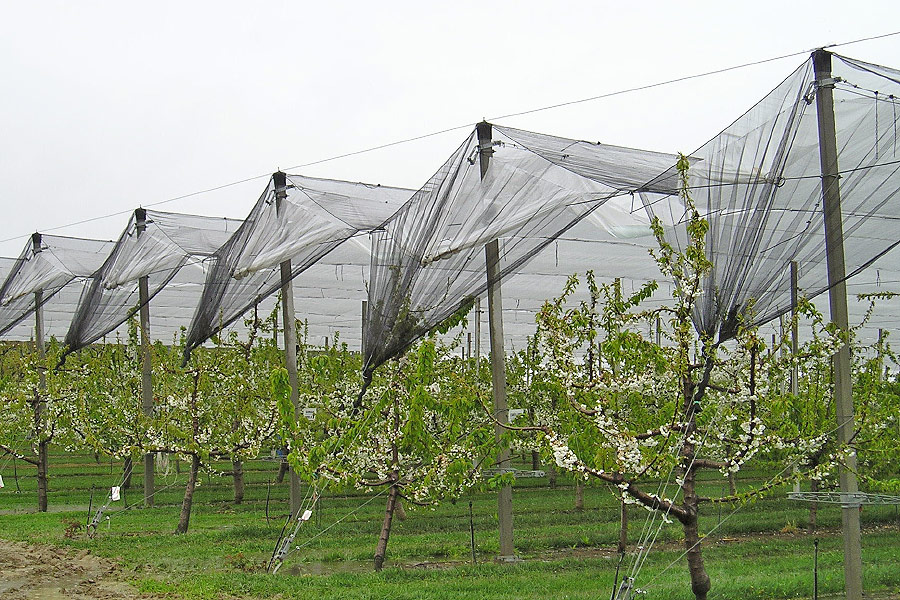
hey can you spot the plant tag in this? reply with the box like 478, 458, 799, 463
508, 409, 525, 421
111, 486, 121, 501
0, 474, 4, 488
300, 509, 313, 521
302, 407, 317, 420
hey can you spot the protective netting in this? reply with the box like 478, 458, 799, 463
639, 53, 900, 340
64, 210, 241, 352
362, 124, 681, 373
0, 51, 896, 364
0, 234, 114, 339
182, 173, 413, 358
363, 52, 900, 373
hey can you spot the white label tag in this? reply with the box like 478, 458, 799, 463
508, 409, 526, 421
111, 486, 121, 501
302, 407, 317, 420
0, 474, 4, 488
300, 509, 313, 521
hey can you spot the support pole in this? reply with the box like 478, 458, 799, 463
790, 260, 801, 494
274, 172, 303, 518
135, 209, 155, 508
813, 48, 863, 600
477, 121, 515, 560
32, 233, 49, 512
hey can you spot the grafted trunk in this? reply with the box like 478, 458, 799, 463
276, 457, 289, 484
122, 456, 133, 489
618, 496, 628, 554
574, 481, 584, 511
680, 467, 710, 600
809, 478, 818, 531
373, 484, 399, 571
36, 439, 49, 512
33, 395, 49, 512
175, 454, 200, 534
232, 459, 245, 504
678, 358, 711, 600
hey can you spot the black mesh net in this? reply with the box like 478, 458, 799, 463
0, 51, 896, 361
362, 125, 680, 374
181, 174, 412, 359
64, 210, 241, 352
0, 234, 114, 340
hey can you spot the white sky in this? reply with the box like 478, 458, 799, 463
2, 0, 900, 257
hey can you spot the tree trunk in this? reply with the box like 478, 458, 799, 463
618, 496, 628, 554
547, 463, 557, 488
276, 457, 288, 484
175, 454, 200, 534
122, 456, 133, 489
37, 439, 49, 512
373, 484, 399, 571
680, 464, 710, 600
574, 481, 584, 511
232, 459, 244, 505
531, 450, 540, 471
679, 363, 711, 600
394, 498, 407, 521
33, 394, 49, 512
809, 478, 818, 532
727, 471, 736, 496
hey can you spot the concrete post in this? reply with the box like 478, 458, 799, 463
813, 48, 863, 600
477, 121, 515, 560
274, 171, 303, 518
135, 208, 155, 508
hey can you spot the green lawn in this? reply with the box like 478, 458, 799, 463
1, 450, 898, 599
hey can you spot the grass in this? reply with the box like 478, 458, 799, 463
1, 449, 899, 599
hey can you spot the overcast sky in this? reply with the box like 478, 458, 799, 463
2, 1, 900, 257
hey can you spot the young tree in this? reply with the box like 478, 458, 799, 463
0, 339, 75, 511
280, 319, 493, 571
523, 156, 851, 600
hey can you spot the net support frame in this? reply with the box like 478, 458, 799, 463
478, 121, 516, 561
814, 47, 863, 600
136, 208, 155, 508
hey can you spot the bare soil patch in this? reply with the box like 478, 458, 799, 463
0, 538, 158, 599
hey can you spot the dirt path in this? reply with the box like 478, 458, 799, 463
0, 538, 157, 599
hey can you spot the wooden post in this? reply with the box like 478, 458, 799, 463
813, 48, 863, 600
477, 121, 515, 560
274, 171, 303, 518
135, 209, 155, 508
32, 233, 49, 512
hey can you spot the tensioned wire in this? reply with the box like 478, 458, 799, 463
622, 365, 731, 586
2, 31, 898, 247
637, 413, 857, 594
630, 360, 857, 588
